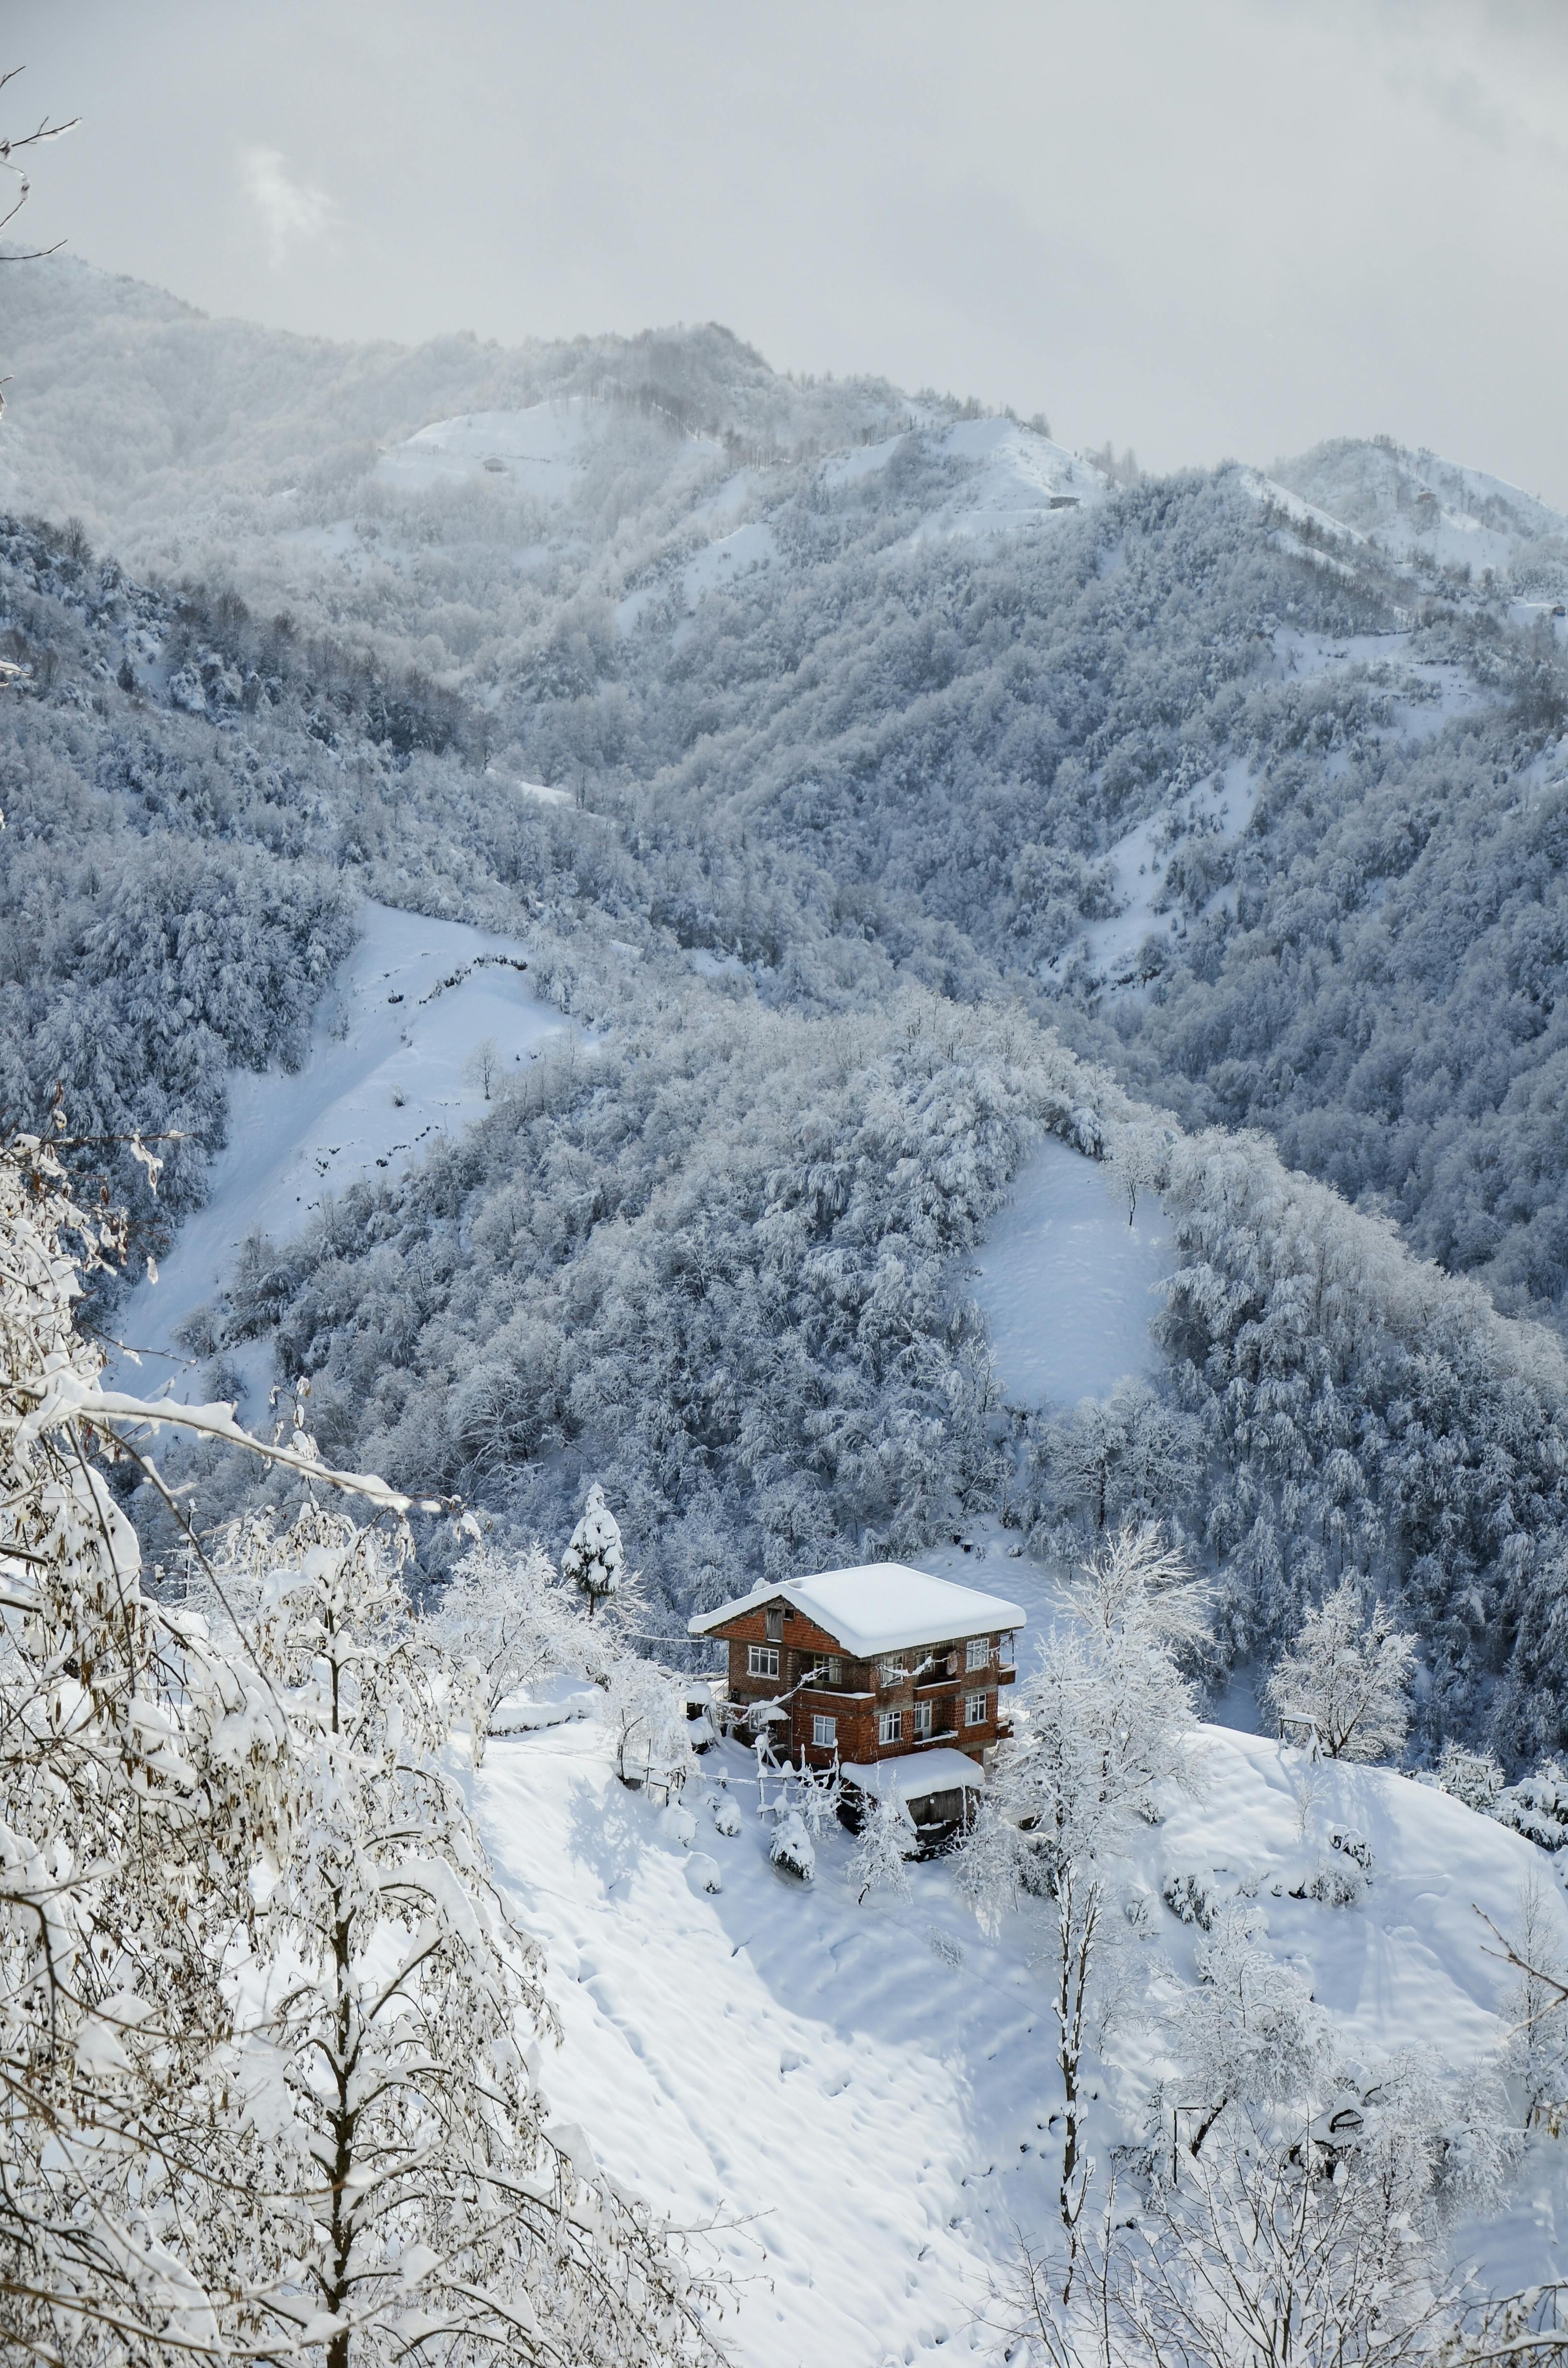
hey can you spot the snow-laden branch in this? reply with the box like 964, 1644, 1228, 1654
16, 1373, 439, 1515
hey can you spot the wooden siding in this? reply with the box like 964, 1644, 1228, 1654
704, 1593, 1018, 1770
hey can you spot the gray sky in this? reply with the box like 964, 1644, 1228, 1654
8, 0, 1568, 503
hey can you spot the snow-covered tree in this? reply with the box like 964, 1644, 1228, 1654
1501, 1878, 1568, 2133
1264, 1578, 1415, 1761
964, 1522, 1205, 2293
217, 1499, 716, 2368
1494, 1760, 1568, 1852
562, 1482, 626, 1619
607, 1652, 695, 1796
426, 1534, 576, 1762
1164, 1907, 1332, 2160
0, 1131, 260, 2358
847, 1793, 915, 1903
0, 1133, 720, 2366
1114, 2091, 1460, 2368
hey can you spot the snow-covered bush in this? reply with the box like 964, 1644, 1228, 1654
1297, 1856, 1366, 1909
1330, 1826, 1375, 1875
1434, 1741, 1506, 1814
1494, 1760, 1568, 1852
846, 1794, 913, 1903
786, 1763, 843, 1840
769, 1809, 816, 1882
1163, 1871, 1225, 1931
1264, 1579, 1414, 1762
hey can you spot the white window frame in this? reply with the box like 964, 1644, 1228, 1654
879, 1656, 908, 1688
878, 1708, 903, 1747
966, 1636, 991, 1671
913, 1700, 933, 1740
965, 1690, 989, 1727
747, 1644, 780, 1679
811, 1714, 837, 1749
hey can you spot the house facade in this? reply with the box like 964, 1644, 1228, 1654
687, 1563, 1026, 1779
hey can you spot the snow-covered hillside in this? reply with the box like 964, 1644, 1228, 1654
1274, 436, 1568, 578
474, 1708, 1568, 2368
376, 399, 615, 500
116, 902, 568, 1415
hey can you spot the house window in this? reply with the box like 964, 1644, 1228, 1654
812, 1714, 837, 1748
965, 1691, 989, 1727
913, 1701, 933, 1740
879, 1657, 908, 1688
999, 1632, 1016, 1669
765, 1606, 784, 1642
878, 1708, 903, 1747
966, 1636, 991, 1671
748, 1645, 780, 1679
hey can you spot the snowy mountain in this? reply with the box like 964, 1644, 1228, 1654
1274, 435, 1568, 584
10, 247, 1568, 2368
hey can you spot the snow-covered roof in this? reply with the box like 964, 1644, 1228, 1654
688, 1564, 1026, 1657
841, 1749, 987, 1802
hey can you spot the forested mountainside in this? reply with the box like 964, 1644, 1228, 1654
7, 259, 1568, 1320
6, 259, 1568, 1760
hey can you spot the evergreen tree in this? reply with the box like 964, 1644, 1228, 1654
562, 1483, 626, 1620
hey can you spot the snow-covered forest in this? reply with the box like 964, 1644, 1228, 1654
7, 237, 1568, 2365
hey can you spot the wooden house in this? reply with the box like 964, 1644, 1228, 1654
688, 1563, 1026, 1843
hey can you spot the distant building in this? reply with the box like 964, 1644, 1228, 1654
688, 1564, 1026, 1843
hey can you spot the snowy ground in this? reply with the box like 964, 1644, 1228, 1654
115, 902, 568, 1407
967, 1135, 1169, 1407
473, 1713, 1568, 2368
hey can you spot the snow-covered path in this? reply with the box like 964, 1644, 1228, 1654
116, 902, 568, 1396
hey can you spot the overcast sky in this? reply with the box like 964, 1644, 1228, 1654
8, 0, 1568, 503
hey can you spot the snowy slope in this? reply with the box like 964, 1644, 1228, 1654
1273, 438, 1568, 577
115, 902, 569, 1405
473, 1713, 1568, 2368
1073, 758, 1262, 994
616, 520, 780, 634
913, 418, 1107, 540
968, 1135, 1170, 1406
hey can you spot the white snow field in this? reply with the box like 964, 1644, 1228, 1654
473, 1712, 1568, 2368
968, 1135, 1170, 1406
116, 901, 568, 1402
374, 400, 597, 501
